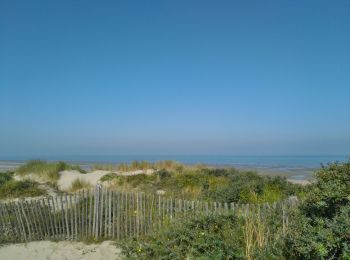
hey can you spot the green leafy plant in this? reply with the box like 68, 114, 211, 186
100, 166, 303, 203
121, 214, 246, 260
285, 161, 350, 259
0, 172, 13, 186
0, 179, 46, 198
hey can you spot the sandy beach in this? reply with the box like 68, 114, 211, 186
0, 241, 122, 260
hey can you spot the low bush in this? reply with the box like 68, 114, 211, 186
120, 161, 350, 259
101, 166, 304, 203
122, 207, 286, 260
0, 178, 46, 198
0, 172, 13, 186
122, 214, 246, 259
285, 161, 350, 259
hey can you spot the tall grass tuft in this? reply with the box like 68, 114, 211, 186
92, 164, 117, 171
16, 160, 86, 184
93, 160, 183, 172
69, 178, 91, 192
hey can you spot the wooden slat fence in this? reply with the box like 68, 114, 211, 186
0, 186, 296, 243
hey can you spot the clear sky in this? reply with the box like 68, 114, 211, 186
1, 1, 349, 157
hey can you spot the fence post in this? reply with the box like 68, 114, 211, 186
14, 202, 27, 241
108, 189, 112, 238
104, 188, 108, 238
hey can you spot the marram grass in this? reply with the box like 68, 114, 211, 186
16, 160, 85, 184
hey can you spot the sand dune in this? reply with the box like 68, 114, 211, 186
58, 170, 111, 191
58, 169, 155, 191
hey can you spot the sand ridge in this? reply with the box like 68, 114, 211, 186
58, 169, 155, 191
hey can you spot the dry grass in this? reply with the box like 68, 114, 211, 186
92, 164, 118, 171
93, 160, 185, 172
243, 210, 274, 259
68, 178, 92, 192
16, 160, 85, 184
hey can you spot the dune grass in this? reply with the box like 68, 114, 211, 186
0, 172, 46, 199
92, 164, 119, 171
69, 178, 92, 192
16, 160, 86, 184
101, 166, 304, 203
93, 160, 185, 172
0, 172, 13, 186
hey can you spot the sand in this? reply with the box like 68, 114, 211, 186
58, 169, 155, 191
58, 170, 111, 191
0, 240, 122, 260
287, 178, 311, 185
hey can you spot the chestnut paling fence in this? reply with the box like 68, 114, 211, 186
0, 186, 296, 243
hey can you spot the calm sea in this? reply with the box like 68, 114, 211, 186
0, 155, 348, 180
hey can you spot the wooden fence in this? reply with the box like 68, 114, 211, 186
0, 186, 296, 243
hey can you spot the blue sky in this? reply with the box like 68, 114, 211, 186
1, 1, 349, 157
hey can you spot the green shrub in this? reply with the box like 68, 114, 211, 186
122, 207, 287, 260
0, 179, 46, 198
301, 161, 350, 219
116, 161, 349, 259
121, 214, 246, 260
100, 167, 303, 203
204, 171, 302, 204
156, 169, 172, 180
285, 161, 350, 259
0, 172, 13, 186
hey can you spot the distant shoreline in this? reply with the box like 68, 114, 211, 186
0, 156, 324, 181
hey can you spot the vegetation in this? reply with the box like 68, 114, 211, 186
3, 159, 349, 259
285, 161, 350, 259
0, 172, 46, 199
16, 160, 86, 184
69, 178, 92, 192
0, 171, 13, 186
121, 160, 350, 260
93, 160, 185, 172
122, 208, 286, 260
102, 167, 303, 203
122, 214, 245, 259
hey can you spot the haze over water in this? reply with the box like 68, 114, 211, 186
1, 155, 348, 180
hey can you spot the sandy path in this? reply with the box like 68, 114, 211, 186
0, 241, 122, 260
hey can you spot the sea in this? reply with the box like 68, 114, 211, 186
0, 155, 348, 181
